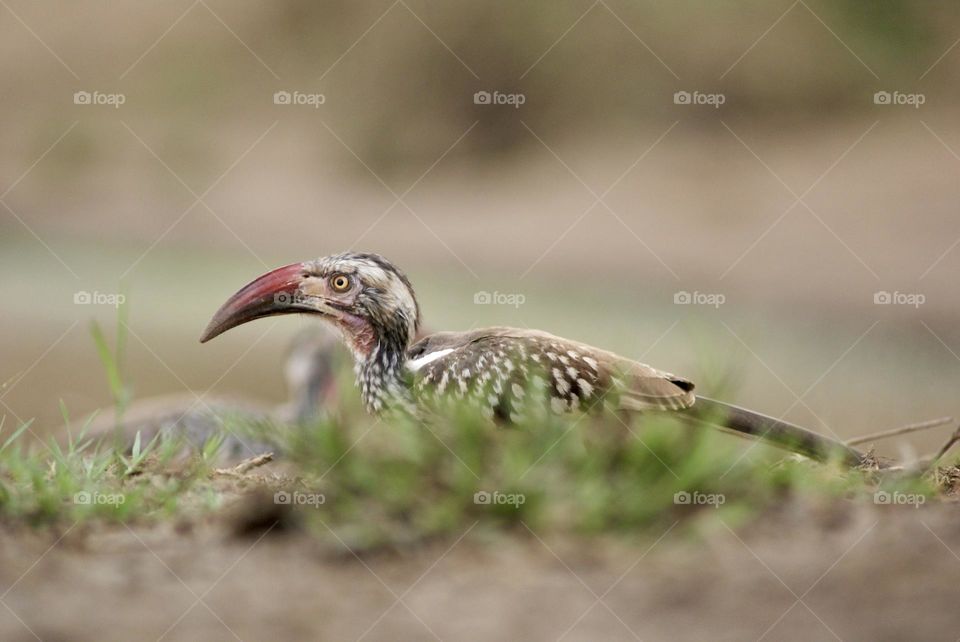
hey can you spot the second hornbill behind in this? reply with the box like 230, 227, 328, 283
200, 252, 867, 467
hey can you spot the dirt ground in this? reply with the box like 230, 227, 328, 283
2, 490, 959, 642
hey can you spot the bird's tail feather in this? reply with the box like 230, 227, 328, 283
683, 396, 867, 467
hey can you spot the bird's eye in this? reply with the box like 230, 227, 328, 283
330, 274, 351, 292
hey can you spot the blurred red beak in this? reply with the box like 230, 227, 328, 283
200, 262, 309, 343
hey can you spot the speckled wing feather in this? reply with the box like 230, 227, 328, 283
407, 327, 694, 420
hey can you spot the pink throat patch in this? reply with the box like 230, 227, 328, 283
336, 313, 377, 360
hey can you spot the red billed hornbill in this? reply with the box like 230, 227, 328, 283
200, 252, 867, 467
86, 327, 346, 460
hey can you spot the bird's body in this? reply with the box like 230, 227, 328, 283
406, 327, 694, 421
200, 252, 867, 467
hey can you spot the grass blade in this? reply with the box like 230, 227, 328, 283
1, 419, 33, 454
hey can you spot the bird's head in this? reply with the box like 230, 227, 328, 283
200, 253, 420, 362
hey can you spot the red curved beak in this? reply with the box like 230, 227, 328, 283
200, 262, 308, 343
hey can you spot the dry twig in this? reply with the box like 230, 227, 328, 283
846, 417, 954, 446
213, 452, 274, 478
930, 425, 960, 464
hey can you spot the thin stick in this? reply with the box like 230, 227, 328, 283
930, 426, 960, 464
846, 417, 954, 446
213, 452, 274, 477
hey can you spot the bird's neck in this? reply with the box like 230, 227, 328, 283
353, 321, 413, 414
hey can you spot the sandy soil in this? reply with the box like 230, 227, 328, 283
2, 491, 959, 642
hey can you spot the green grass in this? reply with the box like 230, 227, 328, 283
0, 315, 946, 546
0, 411, 215, 526
275, 405, 869, 547
0, 391, 948, 544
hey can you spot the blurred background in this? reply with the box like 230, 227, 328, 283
2, 0, 959, 455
